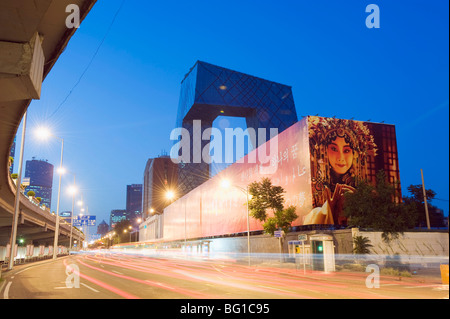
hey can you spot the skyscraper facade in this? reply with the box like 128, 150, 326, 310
143, 156, 178, 219
174, 61, 298, 195
97, 220, 110, 237
9, 136, 15, 174
24, 157, 53, 209
126, 184, 142, 221
110, 209, 127, 229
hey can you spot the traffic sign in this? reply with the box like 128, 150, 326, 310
72, 215, 96, 227
274, 230, 283, 238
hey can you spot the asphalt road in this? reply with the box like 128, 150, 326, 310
1, 251, 448, 300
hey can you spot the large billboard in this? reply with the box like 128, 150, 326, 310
304, 116, 400, 226
162, 116, 400, 241
164, 118, 312, 241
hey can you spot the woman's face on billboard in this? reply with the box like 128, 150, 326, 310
327, 137, 353, 175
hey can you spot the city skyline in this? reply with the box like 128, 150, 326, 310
9, 0, 449, 237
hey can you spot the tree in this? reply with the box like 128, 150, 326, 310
353, 235, 373, 254
248, 178, 285, 221
403, 185, 445, 228
406, 184, 436, 203
113, 219, 132, 243
247, 178, 297, 236
27, 190, 36, 197
343, 170, 417, 242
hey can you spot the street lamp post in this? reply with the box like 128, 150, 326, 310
124, 228, 131, 243
53, 137, 64, 259
221, 179, 251, 266
35, 127, 64, 260
68, 175, 77, 251
421, 169, 431, 230
8, 111, 28, 270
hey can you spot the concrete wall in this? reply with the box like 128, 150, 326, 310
202, 229, 448, 258
139, 214, 163, 242
352, 228, 449, 257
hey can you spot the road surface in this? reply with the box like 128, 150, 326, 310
1, 251, 448, 300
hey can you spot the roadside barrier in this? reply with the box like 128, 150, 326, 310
0, 245, 69, 267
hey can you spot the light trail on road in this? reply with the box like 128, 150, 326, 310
68, 251, 446, 299
2, 252, 447, 300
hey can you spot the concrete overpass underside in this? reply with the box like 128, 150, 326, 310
0, 0, 97, 246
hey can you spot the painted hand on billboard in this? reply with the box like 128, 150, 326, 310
303, 183, 355, 225
326, 183, 355, 224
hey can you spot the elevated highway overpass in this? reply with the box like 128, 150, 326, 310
0, 0, 97, 246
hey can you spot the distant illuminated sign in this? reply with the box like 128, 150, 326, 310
60, 211, 72, 218
22, 177, 30, 186
73, 215, 96, 226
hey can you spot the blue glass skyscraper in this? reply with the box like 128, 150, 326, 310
174, 61, 298, 195
24, 158, 53, 209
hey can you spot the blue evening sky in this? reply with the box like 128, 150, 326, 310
14, 0, 449, 236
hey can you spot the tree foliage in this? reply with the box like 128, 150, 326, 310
113, 219, 132, 243
352, 235, 373, 254
403, 185, 445, 228
247, 178, 297, 236
343, 170, 417, 242
248, 178, 284, 221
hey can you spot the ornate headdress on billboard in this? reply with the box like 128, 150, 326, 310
308, 116, 378, 206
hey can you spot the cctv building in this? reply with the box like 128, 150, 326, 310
173, 61, 298, 196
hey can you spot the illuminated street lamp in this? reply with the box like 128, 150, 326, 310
35, 126, 64, 260
221, 179, 251, 265
166, 190, 175, 201
123, 228, 131, 243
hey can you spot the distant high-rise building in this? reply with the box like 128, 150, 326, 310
143, 156, 178, 219
97, 220, 109, 237
126, 184, 142, 221
24, 157, 53, 209
110, 209, 127, 229
9, 136, 16, 174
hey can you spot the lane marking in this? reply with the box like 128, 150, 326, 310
64, 259, 140, 299
257, 284, 294, 294
81, 282, 100, 293
3, 282, 12, 299
404, 284, 447, 289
